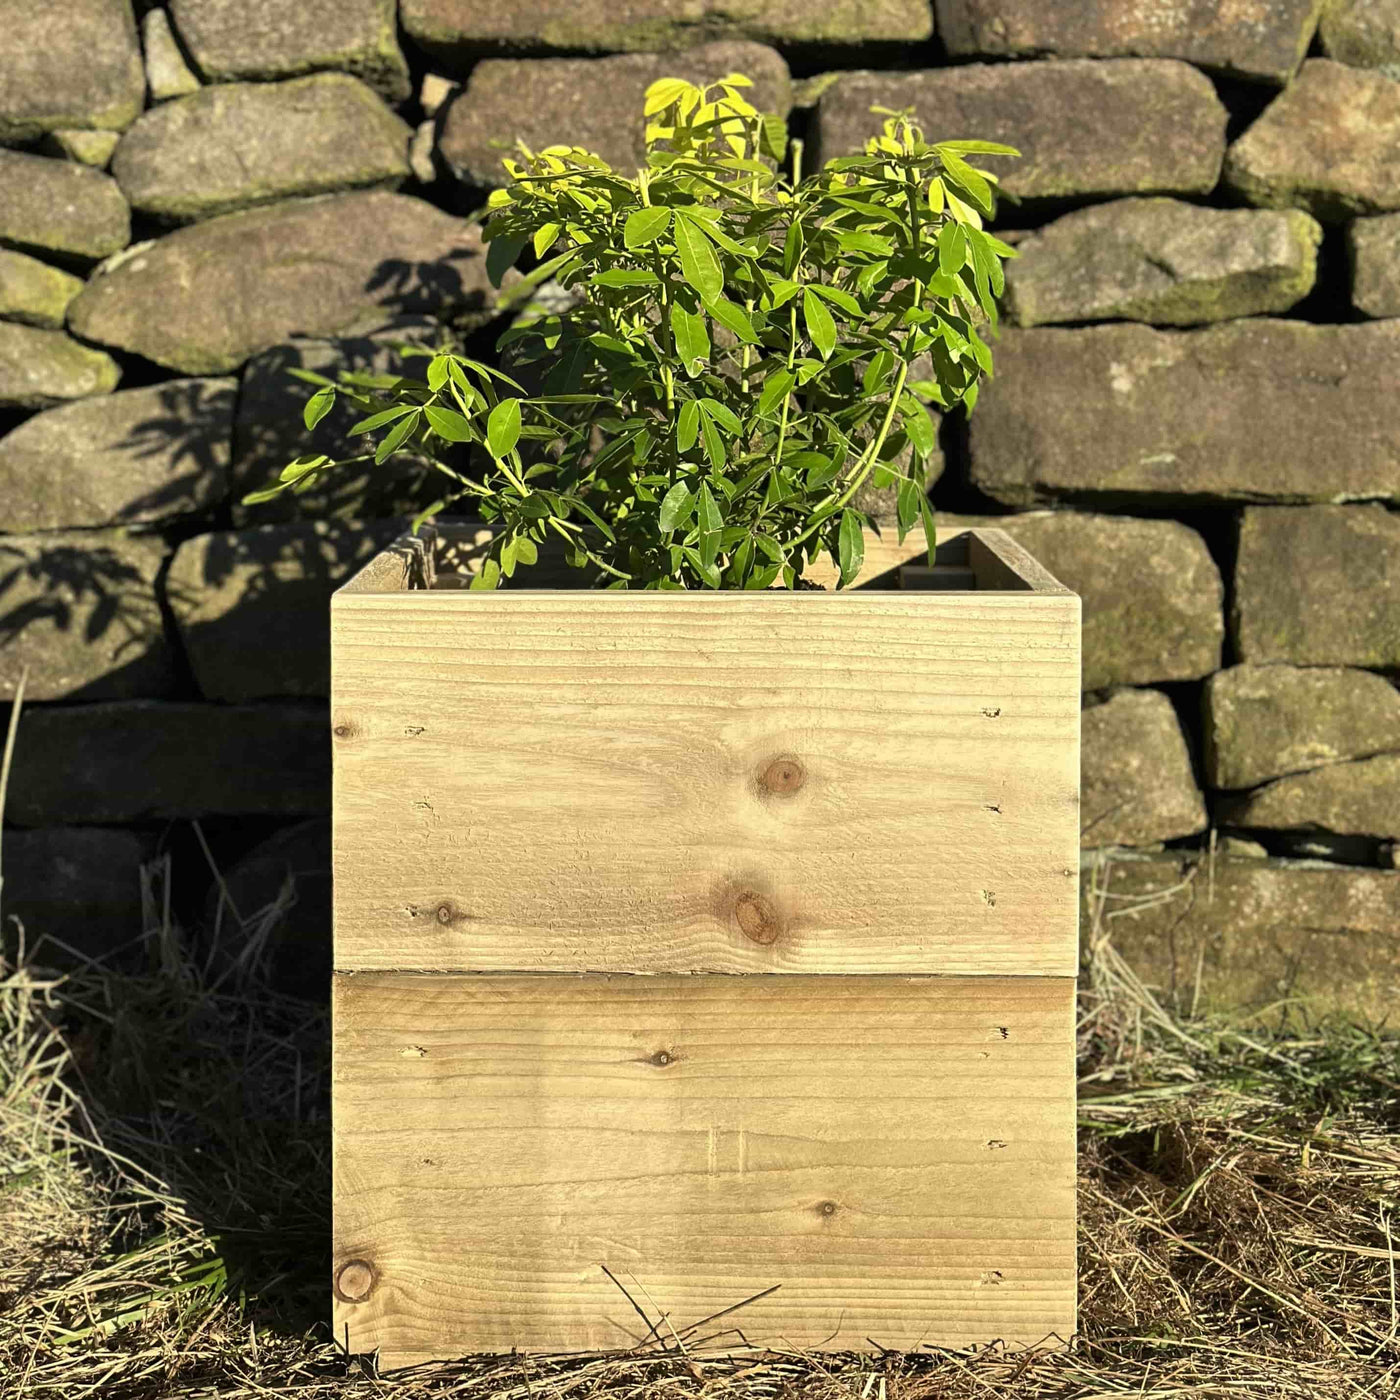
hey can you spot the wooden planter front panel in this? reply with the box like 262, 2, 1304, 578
331, 532, 1081, 978
334, 973, 1077, 1364
331, 527, 1081, 1366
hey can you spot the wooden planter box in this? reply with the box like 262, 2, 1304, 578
331, 524, 1081, 1367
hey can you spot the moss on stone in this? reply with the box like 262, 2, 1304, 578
0, 251, 85, 330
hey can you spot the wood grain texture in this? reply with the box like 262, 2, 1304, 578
333, 972, 1078, 1364
332, 584, 1081, 975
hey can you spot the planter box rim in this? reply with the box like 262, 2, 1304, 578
334, 520, 1074, 598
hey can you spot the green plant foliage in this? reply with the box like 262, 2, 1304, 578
246, 76, 1018, 589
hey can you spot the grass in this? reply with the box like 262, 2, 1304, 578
2, 853, 1399, 1399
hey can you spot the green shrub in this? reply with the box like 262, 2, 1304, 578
247, 74, 1017, 589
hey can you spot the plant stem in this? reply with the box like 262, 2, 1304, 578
773, 300, 798, 465
788, 358, 909, 551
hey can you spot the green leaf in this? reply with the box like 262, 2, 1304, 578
287, 367, 336, 388
624, 206, 672, 248
896, 475, 921, 540
644, 77, 691, 116
863, 351, 893, 395
426, 355, 450, 392
837, 508, 864, 588
700, 397, 742, 434
562, 494, 616, 542
470, 557, 501, 590
677, 399, 701, 453
659, 481, 693, 533
782, 220, 804, 276
486, 397, 521, 459
936, 140, 1020, 157
920, 496, 938, 567
728, 532, 755, 584
673, 213, 723, 303
375, 411, 418, 464
765, 278, 800, 308
758, 368, 794, 417
901, 396, 937, 458
278, 453, 329, 483
515, 534, 539, 566
533, 222, 562, 258
590, 268, 661, 287
698, 481, 724, 534
348, 405, 413, 435
937, 223, 966, 277
302, 386, 334, 430
699, 406, 726, 470
670, 302, 710, 376
424, 405, 474, 442
485, 231, 526, 288
940, 152, 993, 216
705, 296, 759, 343
802, 285, 836, 360
835, 230, 893, 258
810, 283, 862, 318
759, 113, 788, 162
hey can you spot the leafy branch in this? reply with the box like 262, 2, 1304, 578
246, 75, 1018, 589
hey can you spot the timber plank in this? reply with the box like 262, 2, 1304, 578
332, 972, 1077, 1364
331, 587, 1081, 975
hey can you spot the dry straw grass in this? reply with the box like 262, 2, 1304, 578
2, 850, 1399, 1399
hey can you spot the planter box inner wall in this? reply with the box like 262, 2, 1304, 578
331, 524, 1081, 1364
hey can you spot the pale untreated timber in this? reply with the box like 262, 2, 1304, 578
331, 530, 1080, 975
333, 972, 1078, 1364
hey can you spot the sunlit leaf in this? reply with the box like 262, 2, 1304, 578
802, 285, 836, 360
486, 397, 521, 459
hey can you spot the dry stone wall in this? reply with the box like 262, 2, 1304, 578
2, 1, 1398, 1015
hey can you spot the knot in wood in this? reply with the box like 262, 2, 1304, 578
818, 1200, 838, 1217
650, 1050, 674, 1067
734, 891, 781, 946
332, 723, 355, 740
435, 903, 454, 925
334, 1259, 378, 1304
757, 755, 805, 796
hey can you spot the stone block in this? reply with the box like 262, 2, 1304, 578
0, 529, 175, 700
1221, 754, 1400, 842
0, 0, 145, 144
1, 827, 156, 958
0, 251, 85, 331
67, 191, 500, 374
1233, 505, 1400, 668
816, 60, 1227, 203
1081, 689, 1207, 848
968, 322, 1400, 505
0, 378, 234, 530
143, 7, 202, 102
165, 520, 407, 701
401, 0, 931, 59
1349, 213, 1400, 318
0, 323, 120, 410
1225, 59, 1400, 220
441, 44, 792, 188
1203, 663, 1400, 789
1319, 0, 1400, 71
169, 0, 409, 101
1004, 199, 1320, 327
0, 150, 129, 263
1084, 850, 1400, 1022
935, 0, 1321, 84
4, 701, 330, 825
111, 75, 412, 224
971, 512, 1224, 690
